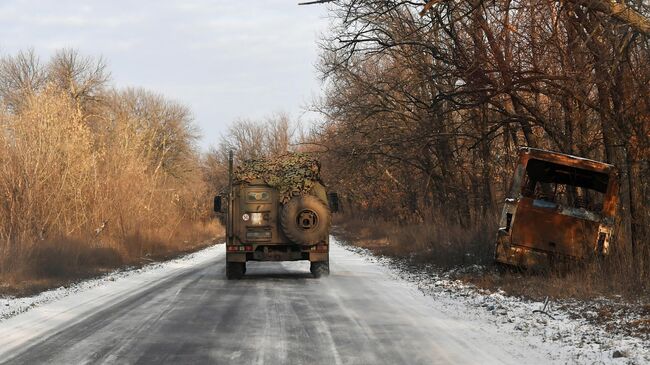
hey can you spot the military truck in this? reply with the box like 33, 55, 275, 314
214, 151, 338, 279
495, 147, 619, 269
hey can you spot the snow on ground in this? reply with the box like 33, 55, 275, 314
1, 238, 647, 364
340, 242, 650, 365
0, 243, 226, 359
0, 244, 225, 322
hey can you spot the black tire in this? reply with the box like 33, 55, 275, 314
226, 262, 245, 280
310, 261, 330, 278
281, 195, 331, 245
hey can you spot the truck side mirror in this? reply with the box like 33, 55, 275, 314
214, 195, 223, 213
327, 192, 339, 213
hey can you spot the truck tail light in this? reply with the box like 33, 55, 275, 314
227, 245, 254, 252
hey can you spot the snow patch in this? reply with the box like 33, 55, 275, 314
337, 239, 649, 365
0, 244, 224, 322
0, 243, 225, 360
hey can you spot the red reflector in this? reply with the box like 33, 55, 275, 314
227, 245, 254, 252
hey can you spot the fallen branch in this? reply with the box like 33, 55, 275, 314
533, 296, 556, 320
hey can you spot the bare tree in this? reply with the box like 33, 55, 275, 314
205, 112, 297, 194
47, 48, 110, 114
313, 0, 649, 242
0, 49, 46, 112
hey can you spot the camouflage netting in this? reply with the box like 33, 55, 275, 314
234, 153, 322, 204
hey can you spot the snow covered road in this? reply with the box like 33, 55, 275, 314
0, 239, 631, 364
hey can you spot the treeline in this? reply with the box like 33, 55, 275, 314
0, 49, 219, 286
293, 0, 650, 296
307, 1, 648, 250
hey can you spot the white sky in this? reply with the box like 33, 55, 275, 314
0, 0, 330, 150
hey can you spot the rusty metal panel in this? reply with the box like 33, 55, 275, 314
509, 197, 600, 259
495, 147, 619, 268
520, 147, 616, 174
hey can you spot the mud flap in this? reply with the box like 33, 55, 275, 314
309, 252, 328, 262
227, 253, 246, 263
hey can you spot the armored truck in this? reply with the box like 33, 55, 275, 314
214, 151, 338, 279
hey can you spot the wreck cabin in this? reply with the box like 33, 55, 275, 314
495, 147, 618, 268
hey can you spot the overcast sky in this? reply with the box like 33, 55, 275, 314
0, 0, 330, 149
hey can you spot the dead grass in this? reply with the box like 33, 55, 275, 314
334, 212, 650, 303
461, 242, 650, 302
0, 221, 223, 297
333, 213, 494, 269
117, 221, 224, 260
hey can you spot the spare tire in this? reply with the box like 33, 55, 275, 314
281, 195, 331, 245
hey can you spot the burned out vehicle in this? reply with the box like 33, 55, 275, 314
214, 152, 338, 279
495, 147, 619, 269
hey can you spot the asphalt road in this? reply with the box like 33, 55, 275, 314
0, 241, 534, 365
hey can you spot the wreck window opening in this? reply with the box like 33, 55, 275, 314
521, 159, 608, 212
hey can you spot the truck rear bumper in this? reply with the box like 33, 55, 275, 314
226, 244, 328, 263
251, 250, 304, 261
226, 252, 329, 263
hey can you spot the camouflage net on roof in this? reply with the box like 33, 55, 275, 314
234, 153, 322, 204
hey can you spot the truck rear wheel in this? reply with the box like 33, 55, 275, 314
310, 261, 329, 278
281, 195, 331, 245
226, 262, 245, 280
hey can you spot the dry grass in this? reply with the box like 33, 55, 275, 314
117, 221, 224, 260
333, 212, 494, 269
465, 244, 650, 301
0, 221, 223, 297
334, 212, 649, 302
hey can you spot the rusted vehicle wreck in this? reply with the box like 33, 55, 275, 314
495, 147, 619, 269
